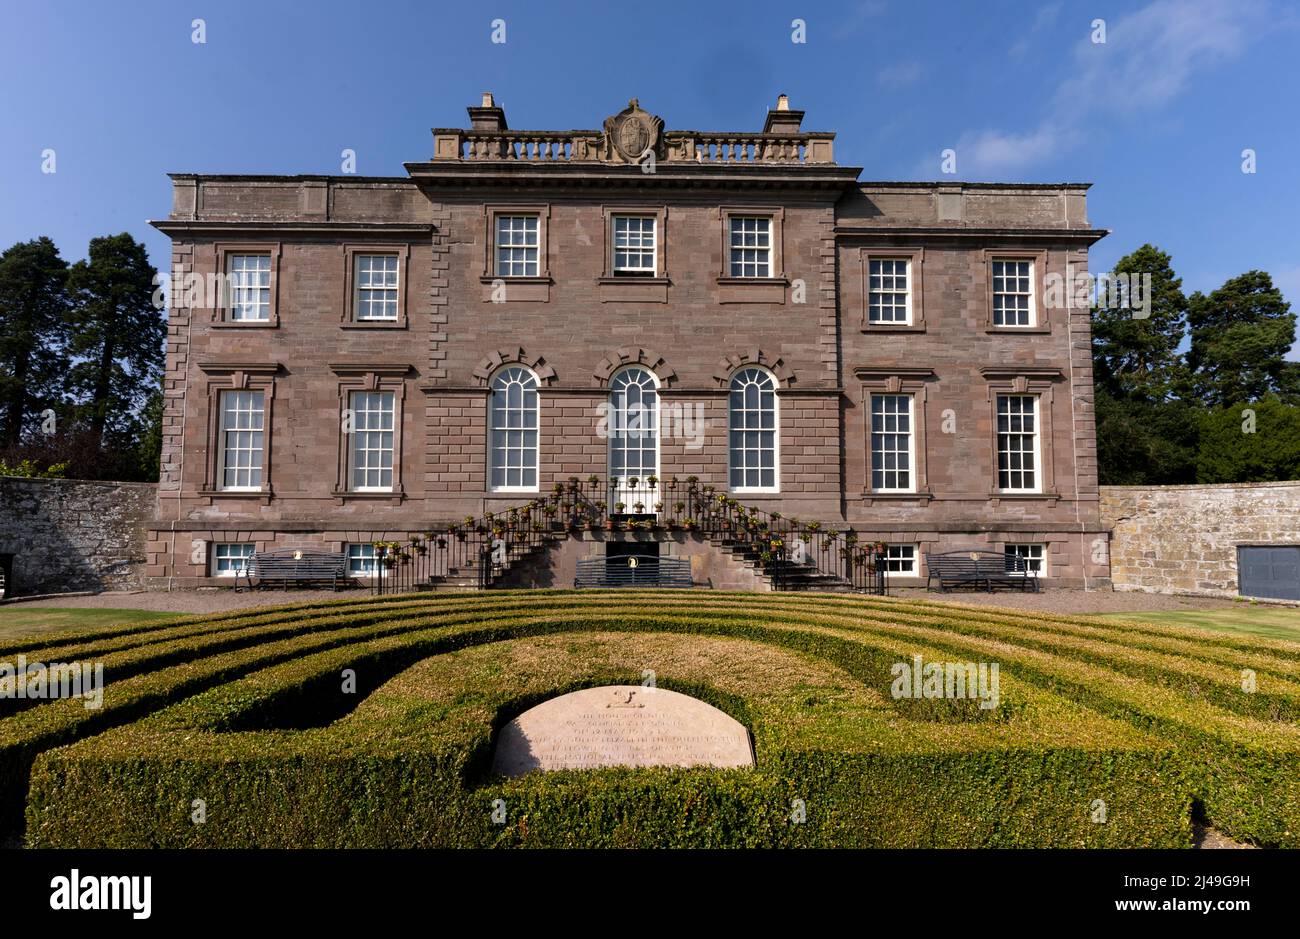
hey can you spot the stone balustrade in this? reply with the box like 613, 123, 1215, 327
432, 128, 835, 165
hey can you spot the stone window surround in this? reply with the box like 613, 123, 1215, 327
212, 242, 282, 328
480, 204, 551, 302
329, 363, 412, 505
983, 248, 1050, 334
860, 247, 926, 333
341, 243, 411, 329
980, 366, 1061, 502
196, 361, 280, 503
717, 206, 788, 303
600, 205, 670, 281
854, 367, 935, 504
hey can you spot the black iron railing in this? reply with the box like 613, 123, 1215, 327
370, 476, 888, 595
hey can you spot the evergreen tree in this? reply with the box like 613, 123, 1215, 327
1197, 398, 1300, 483
0, 237, 70, 447
1091, 244, 1188, 402
64, 233, 165, 451
1187, 271, 1295, 408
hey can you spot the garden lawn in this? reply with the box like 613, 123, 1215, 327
1092, 605, 1300, 643
0, 607, 174, 642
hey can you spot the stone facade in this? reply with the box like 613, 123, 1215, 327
0, 477, 155, 597
146, 94, 1111, 589
1100, 482, 1300, 597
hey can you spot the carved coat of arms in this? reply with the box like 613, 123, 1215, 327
603, 99, 664, 164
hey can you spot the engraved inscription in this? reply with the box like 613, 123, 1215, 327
492, 685, 754, 776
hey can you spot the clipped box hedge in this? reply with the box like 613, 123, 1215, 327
27, 627, 1189, 848
11, 590, 1300, 847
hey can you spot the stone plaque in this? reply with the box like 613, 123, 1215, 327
492, 685, 754, 776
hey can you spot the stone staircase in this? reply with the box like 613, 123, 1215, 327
424, 532, 566, 591
707, 533, 856, 592
420, 531, 857, 594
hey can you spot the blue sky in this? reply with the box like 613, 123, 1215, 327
2, 0, 1297, 347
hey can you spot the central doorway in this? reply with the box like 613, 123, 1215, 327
608, 366, 659, 514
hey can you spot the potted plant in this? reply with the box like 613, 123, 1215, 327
633, 501, 645, 514
435, 537, 448, 549
673, 501, 686, 517
588, 474, 600, 490
874, 540, 887, 554
684, 517, 698, 531
625, 518, 641, 532
614, 501, 626, 515
647, 475, 658, 490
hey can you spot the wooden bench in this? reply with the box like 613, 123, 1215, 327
237, 549, 350, 591
924, 550, 1040, 593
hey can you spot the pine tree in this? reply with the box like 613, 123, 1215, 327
1187, 271, 1295, 408
0, 237, 71, 447
64, 233, 165, 451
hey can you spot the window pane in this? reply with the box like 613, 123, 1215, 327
727, 367, 778, 490
348, 391, 396, 491
489, 367, 540, 490
219, 390, 264, 489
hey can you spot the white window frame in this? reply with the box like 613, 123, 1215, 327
728, 366, 780, 493
211, 543, 255, 577
870, 393, 915, 493
346, 543, 380, 578
217, 389, 265, 492
226, 253, 272, 322
348, 390, 396, 492
867, 257, 912, 325
612, 215, 657, 276
728, 216, 772, 278
608, 366, 660, 509
996, 394, 1041, 493
353, 254, 400, 321
881, 544, 918, 576
991, 257, 1036, 328
494, 215, 540, 278
1004, 543, 1047, 577
489, 365, 540, 493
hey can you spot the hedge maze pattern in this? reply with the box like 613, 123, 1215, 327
4, 590, 1299, 847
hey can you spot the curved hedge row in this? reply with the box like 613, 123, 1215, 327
8, 590, 1300, 847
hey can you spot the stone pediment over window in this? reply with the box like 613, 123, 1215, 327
592, 348, 675, 387
979, 365, 1063, 393
472, 348, 556, 385
853, 367, 936, 393
197, 361, 282, 389
712, 350, 794, 387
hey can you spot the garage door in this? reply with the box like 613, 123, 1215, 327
1238, 546, 1300, 600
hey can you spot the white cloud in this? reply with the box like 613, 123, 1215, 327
876, 61, 922, 87
941, 0, 1271, 177
1009, 0, 1064, 58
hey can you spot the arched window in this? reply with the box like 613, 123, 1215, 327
489, 366, 539, 491
728, 367, 778, 492
608, 367, 658, 511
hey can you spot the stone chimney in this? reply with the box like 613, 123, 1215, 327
762, 93, 804, 134
468, 92, 508, 131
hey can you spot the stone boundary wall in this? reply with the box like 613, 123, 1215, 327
0, 477, 157, 598
1100, 482, 1300, 598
